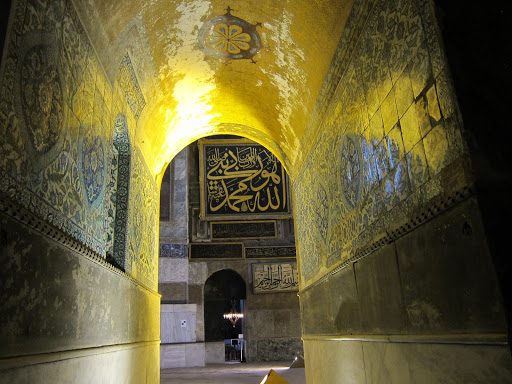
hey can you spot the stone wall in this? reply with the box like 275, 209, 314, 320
188, 260, 302, 362
293, 0, 512, 381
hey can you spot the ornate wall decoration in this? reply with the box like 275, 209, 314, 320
199, 139, 291, 220
14, 31, 66, 171
252, 262, 299, 293
126, 147, 158, 288
189, 243, 244, 260
0, 0, 163, 289
339, 135, 363, 210
118, 54, 146, 120
0, 0, 110, 254
79, 129, 106, 209
294, 0, 464, 286
198, 6, 262, 63
110, 114, 131, 266
210, 220, 277, 240
313, 182, 329, 242
245, 246, 296, 259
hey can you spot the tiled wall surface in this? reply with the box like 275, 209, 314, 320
0, 0, 158, 289
294, 0, 468, 286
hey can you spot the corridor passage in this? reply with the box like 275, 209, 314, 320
160, 361, 306, 384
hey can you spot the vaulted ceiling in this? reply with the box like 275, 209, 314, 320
89, 0, 355, 178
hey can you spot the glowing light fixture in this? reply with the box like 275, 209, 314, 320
223, 302, 243, 328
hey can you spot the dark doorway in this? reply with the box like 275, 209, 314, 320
204, 270, 246, 361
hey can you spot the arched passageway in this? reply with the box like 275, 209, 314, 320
1, 0, 511, 383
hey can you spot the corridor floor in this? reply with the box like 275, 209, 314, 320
160, 361, 306, 384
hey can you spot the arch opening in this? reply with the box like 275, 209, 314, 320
204, 269, 246, 342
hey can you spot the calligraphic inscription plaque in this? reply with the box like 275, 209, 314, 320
189, 243, 244, 260
199, 139, 291, 220
210, 220, 277, 240
245, 246, 296, 259
252, 262, 299, 293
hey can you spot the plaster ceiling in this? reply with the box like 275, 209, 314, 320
92, 0, 355, 178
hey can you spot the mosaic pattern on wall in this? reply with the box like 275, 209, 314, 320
0, 0, 159, 289
110, 114, 131, 267
0, 0, 111, 253
294, 0, 466, 284
126, 146, 158, 288
117, 54, 146, 121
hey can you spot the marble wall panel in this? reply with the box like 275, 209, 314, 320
362, 341, 512, 384
160, 256, 188, 282
254, 338, 303, 361
395, 197, 506, 333
0, 342, 160, 384
160, 343, 205, 368
160, 304, 196, 344
354, 244, 405, 334
304, 340, 366, 384
0, 210, 160, 358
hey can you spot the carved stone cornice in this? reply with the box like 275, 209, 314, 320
0, 195, 160, 297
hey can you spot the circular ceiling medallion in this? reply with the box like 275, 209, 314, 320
198, 6, 262, 63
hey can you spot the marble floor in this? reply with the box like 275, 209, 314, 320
160, 361, 306, 384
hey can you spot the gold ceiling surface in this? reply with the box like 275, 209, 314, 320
91, 0, 355, 178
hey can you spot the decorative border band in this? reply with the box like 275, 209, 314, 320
0, 195, 160, 297
298, 186, 474, 295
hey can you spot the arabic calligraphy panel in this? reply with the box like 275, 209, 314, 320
210, 220, 277, 240
245, 246, 296, 259
252, 262, 299, 294
189, 243, 244, 260
199, 139, 291, 220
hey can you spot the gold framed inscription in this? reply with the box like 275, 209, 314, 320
199, 139, 292, 220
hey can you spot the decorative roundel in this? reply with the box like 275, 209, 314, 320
20, 45, 64, 156
198, 6, 262, 63
14, 31, 66, 170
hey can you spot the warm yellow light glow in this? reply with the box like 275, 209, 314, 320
223, 312, 244, 328
95, 0, 355, 182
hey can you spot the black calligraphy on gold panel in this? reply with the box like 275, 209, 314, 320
200, 140, 291, 220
